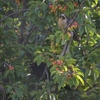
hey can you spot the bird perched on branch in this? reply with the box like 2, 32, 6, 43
58, 14, 80, 55
58, 13, 79, 42
58, 14, 68, 31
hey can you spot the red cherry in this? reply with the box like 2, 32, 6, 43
74, 2, 78, 7
60, 60, 63, 65
64, 6, 67, 9
9, 66, 14, 70
52, 61, 57, 65
73, 21, 78, 27
57, 61, 61, 65
49, 4, 53, 9
57, 60, 63, 65
11, 67, 14, 70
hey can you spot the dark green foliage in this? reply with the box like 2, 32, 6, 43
0, 0, 100, 100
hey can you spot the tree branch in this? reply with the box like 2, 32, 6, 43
2, 90, 6, 100
0, 9, 29, 23
39, 65, 49, 81
88, 44, 100, 54
60, 0, 86, 56
23, 26, 37, 45
84, 79, 97, 93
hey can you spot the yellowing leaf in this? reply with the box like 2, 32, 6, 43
76, 75, 84, 85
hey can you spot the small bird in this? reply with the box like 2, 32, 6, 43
58, 14, 79, 42
58, 14, 68, 31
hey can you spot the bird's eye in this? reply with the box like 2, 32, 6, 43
62, 16, 65, 19
59, 14, 66, 19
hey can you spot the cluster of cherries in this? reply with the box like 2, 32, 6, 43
49, 2, 79, 13
15, 0, 21, 5
15, 0, 24, 5
68, 21, 79, 31
51, 59, 75, 78
49, 4, 67, 13
9, 65, 14, 70
52, 60, 63, 66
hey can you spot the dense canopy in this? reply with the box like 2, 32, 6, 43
0, 0, 100, 100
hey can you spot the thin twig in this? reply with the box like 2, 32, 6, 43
88, 45, 100, 54
84, 79, 97, 93
39, 66, 49, 81
0, 9, 29, 23
40, 30, 49, 46
65, 32, 73, 54
2, 88, 6, 100
23, 26, 37, 45
61, 42, 68, 56
45, 69, 50, 82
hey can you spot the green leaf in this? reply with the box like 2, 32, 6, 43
77, 13, 83, 25
19, 50, 25, 59
31, 91, 38, 96
46, 35, 54, 41
67, 58, 76, 65
93, 68, 100, 81
68, 78, 74, 87
61, 39, 67, 45
85, 24, 89, 34
71, 9, 80, 14
79, 26, 85, 36
76, 75, 84, 85
50, 70, 57, 76
15, 87, 23, 98
88, 70, 92, 76
4, 70, 10, 78
47, 14, 54, 22
53, 73, 60, 83
49, 93, 56, 100
72, 76, 79, 87
6, 85, 12, 93
56, 36, 61, 44
34, 55, 44, 66
77, 71, 84, 77
67, 1, 74, 10
58, 75, 66, 90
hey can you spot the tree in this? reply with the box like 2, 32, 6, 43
0, 0, 100, 100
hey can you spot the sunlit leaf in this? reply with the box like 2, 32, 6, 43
76, 75, 84, 85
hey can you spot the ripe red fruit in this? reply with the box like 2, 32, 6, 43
9, 66, 14, 70
52, 60, 63, 66
57, 61, 61, 65
74, 2, 78, 7
73, 21, 78, 26
57, 60, 63, 66
52, 61, 57, 65
49, 4, 53, 9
